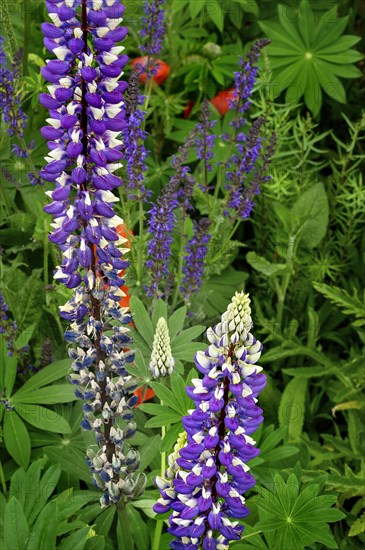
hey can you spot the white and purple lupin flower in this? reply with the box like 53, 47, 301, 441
154, 292, 266, 548
40, 0, 145, 506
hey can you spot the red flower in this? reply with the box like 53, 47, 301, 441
131, 57, 170, 86
210, 88, 235, 116
183, 100, 195, 119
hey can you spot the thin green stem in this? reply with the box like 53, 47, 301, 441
137, 198, 145, 285
227, 219, 241, 242
171, 212, 187, 309
277, 234, 296, 327
116, 501, 133, 549
22, 0, 30, 75
43, 218, 49, 285
0, 459, 7, 494
152, 401, 166, 550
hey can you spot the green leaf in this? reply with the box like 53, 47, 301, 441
283, 366, 329, 378
27, 465, 61, 526
15, 403, 71, 434
314, 62, 346, 104
27, 500, 58, 550
16, 270, 44, 332
14, 324, 35, 350
247, 252, 288, 277
138, 434, 161, 470
291, 182, 329, 247
161, 421, 183, 453
44, 447, 91, 483
152, 299, 168, 326
3, 497, 29, 550
58, 526, 90, 550
313, 282, 365, 323
189, 0, 204, 18
128, 507, 149, 550
172, 325, 205, 350
206, 0, 224, 32
85, 536, 105, 550
349, 512, 365, 537
278, 377, 307, 441
144, 412, 182, 428
168, 307, 187, 340
12, 384, 77, 405
149, 382, 184, 414
13, 359, 71, 396
130, 296, 154, 346
3, 412, 31, 469
170, 371, 192, 414
3, 353, 18, 397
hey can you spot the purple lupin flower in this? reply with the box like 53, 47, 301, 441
154, 292, 266, 548
222, 40, 274, 221
140, 0, 166, 78
228, 39, 271, 129
122, 69, 150, 201
0, 38, 28, 155
180, 218, 211, 302
146, 131, 197, 299
41, 0, 145, 506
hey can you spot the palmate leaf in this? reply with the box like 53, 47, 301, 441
255, 473, 345, 549
259, 0, 363, 115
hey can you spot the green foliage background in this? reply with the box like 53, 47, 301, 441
0, 0, 364, 549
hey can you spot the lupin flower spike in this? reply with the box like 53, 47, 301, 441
41, 0, 146, 507
149, 317, 175, 378
154, 292, 266, 549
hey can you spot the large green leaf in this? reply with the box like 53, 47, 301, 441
13, 359, 71, 397
27, 500, 58, 550
3, 497, 29, 550
291, 182, 329, 248
278, 377, 307, 441
12, 384, 77, 405
3, 412, 31, 469
130, 296, 154, 346
15, 404, 71, 434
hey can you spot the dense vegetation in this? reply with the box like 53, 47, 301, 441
0, 0, 364, 549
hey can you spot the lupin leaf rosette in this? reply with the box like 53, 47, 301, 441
40, 0, 146, 506
154, 292, 266, 549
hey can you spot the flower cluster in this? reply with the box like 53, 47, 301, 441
154, 292, 266, 548
140, 0, 166, 77
0, 37, 27, 150
229, 39, 271, 128
223, 40, 274, 221
180, 218, 211, 302
41, 0, 145, 506
146, 131, 197, 299
122, 69, 150, 201
0, 290, 28, 358
149, 317, 175, 378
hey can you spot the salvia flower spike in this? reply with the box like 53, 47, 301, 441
149, 317, 175, 378
41, 0, 146, 506
154, 292, 266, 548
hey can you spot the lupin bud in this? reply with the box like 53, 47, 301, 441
149, 317, 175, 378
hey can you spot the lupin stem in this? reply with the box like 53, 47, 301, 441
152, 400, 166, 550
